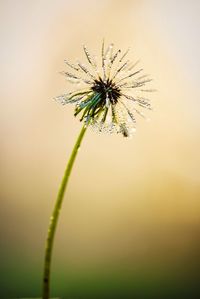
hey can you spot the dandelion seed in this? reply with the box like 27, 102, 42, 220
56, 42, 154, 137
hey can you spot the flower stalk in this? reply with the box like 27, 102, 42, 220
42, 123, 87, 299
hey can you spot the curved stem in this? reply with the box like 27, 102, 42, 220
42, 124, 87, 299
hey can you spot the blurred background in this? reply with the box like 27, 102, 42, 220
1, 0, 200, 298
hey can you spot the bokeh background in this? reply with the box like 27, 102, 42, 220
1, 0, 200, 298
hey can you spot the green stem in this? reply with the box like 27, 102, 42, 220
42, 124, 88, 299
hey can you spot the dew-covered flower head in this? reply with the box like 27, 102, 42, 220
55, 42, 155, 137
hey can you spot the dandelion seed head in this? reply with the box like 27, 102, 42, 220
56, 42, 154, 137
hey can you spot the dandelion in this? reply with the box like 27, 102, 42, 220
42, 42, 154, 299
55, 41, 154, 137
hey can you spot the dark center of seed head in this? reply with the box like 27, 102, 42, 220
91, 78, 121, 104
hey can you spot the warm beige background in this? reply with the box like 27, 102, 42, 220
0, 0, 200, 296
